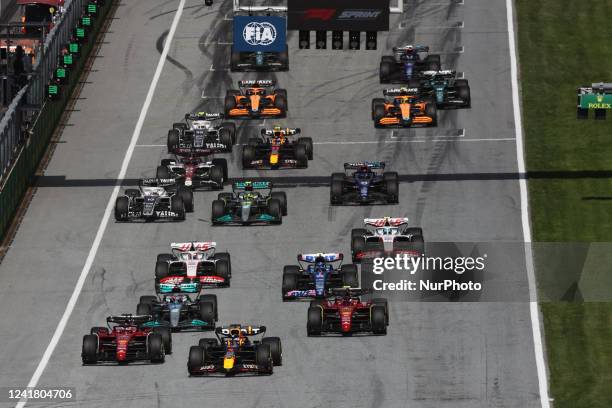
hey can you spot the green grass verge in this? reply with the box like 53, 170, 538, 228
517, 1, 612, 407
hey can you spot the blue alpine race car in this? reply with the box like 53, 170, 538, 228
282, 253, 359, 301
330, 162, 399, 205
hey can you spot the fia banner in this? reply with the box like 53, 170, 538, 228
233, 16, 287, 52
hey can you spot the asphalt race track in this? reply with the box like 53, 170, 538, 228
0, 1, 542, 407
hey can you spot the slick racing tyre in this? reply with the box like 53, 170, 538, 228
153, 327, 172, 354
219, 128, 233, 152
217, 193, 233, 201
340, 264, 359, 288
279, 45, 289, 70
198, 338, 218, 349
211, 200, 225, 225
213, 252, 231, 277
148, 333, 165, 363
262, 337, 282, 366
330, 180, 343, 205
171, 195, 186, 220
167, 129, 180, 153
187, 346, 204, 373
276, 89, 288, 110
90, 327, 109, 335
294, 144, 308, 168
297, 137, 314, 160
351, 228, 367, 241
173, 122, 188, 131
155, 261, 169, 279
268, 199, 282, 224
156, 165, 170, 179
114, 196, 129, 221
425, 102, 438, 127
282, 265, 300, 300
82, 334, 98, 364
214, 259, 231, 287
274, 94, 287, 116
140, 295, 158, 304
271, 192, 288, 216
371, 305, 387, 335
255, 344, 273, 374
385, 178, 399, 204
199, 294, 218, 320
424, 54, 441, 71
211, 158, 228, 181
224, 94, 237, 115
220, 122, 237, 145
180, 188, 194, 213
371, 98, 385, 120
372, 298, 389, 325
379, 61, 393, 83
307, 306, 323, 336
351, 236, 366, 262
136, 302, 152, 316
242, 146, 256, 169
198, 302, 215, 327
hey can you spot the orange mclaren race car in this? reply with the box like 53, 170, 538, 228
371, 88, 437, 128
224, 80, 287, 119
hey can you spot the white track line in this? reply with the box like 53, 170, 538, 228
506, 0, 551, 406
14, 1, 186, 407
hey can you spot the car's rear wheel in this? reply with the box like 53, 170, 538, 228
167, 129, 179, 153
211, 200, 225, 225
82, 334, 98, 364
371, 305, 387, 334
424, 54, 441, 71
385, 178, 399, 203
371, 98, 385, 120
282, 265, 300, 300
330, 180, 343, 205
219, 128, 233, 152
262, 337, 282, 366
187, 345, 204, 373
155, 261, 169, 279
220, 122, 237, 144
114, 197, 129, 221
198, 302, 215, 327
297, 137, 313, 160
255, 344, 273, 374
209, 165, 224, 187
171, 195, 185, 220
373, 103, 386, 127
198, 338, 217, 349
271, 192, 287, 216
294, 144, 308, 168
211, 158, 228, 181
351, 228, 367, 241
242, 146, 256, 169
380, 61, 392, 83
224, 95, 236, 116
90, 327, 108, 335
351, 236, 366, 262
276, 89, 288, 110
372, 298, 389, 325
156, 165, 170, 179
199, 294, 218, 320
307, 306, 322, 336
279, 45, 289, 70
180, 188, 194, 213
214, 259, 231, 287
268, 199, 282, 223
274, 94, 287, 115
153, 327, 172, 354
213, 252, 231, 277
148, 334, 165, 363
341, 264, 359, 287
136, 302, 152, 316
425, 102, 437, 126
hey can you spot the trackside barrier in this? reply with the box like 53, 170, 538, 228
0, 0, 113, 243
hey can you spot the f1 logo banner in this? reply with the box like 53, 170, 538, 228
233, 16, 287, 52
288, 0, 390, 31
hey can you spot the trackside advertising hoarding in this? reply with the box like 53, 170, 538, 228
233, 16, 287, 52
287, 0, 390, 31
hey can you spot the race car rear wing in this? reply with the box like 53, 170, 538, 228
330, 287, 373, 297
140, 178, 177, 187
384, 88, 419, 96
215, 325, 266, 337
364, 217, 410, 227
298, 253, 343, 263
392, 44, 429, 53
185, 112, 224, 121
232, 180, 272, 191
170, 242, 216, 252
107, 314, 152, 326
261, 127, 301, 136
344, 161, 385, 170
421, 70, 456, 78
238, 79, 275, 88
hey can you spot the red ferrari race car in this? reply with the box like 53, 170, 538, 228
307, 288, 389, 336
155, 242, 231, 293
82, 315, 172, 365
351, 217, 424, 262
224, 80, 287, 119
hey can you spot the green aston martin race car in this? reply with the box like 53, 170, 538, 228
211, 181, 287, 225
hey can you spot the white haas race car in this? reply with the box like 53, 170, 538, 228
155, 242, 231, 293
167, 112, 236, 154
350, 217, 424, 262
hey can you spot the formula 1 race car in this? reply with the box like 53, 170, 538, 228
414, 70, 471, 108
351, 217, 424, 262
577, 82, 612, 120
156, 153, 227, 191
167, 112, 236, 154
372, 88, 437, 128
230, 45, 289, 72
282, 253, 358, 301
242, 127, 313, 169
307, 288, 389, 336
211, 181, 287, 225
187, 325, 282, 376
330, 162, 399, 205
155, 242, 231, 292
82, 315, 172, 364
224, 80, 287, 119
379, 44, 441, 83
137, 294, 218, 331
114, 178, 193, 222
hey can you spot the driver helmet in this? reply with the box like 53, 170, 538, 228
405, 45, 414, 53
243, 181, 253, 191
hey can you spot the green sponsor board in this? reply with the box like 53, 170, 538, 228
579, 93, 612, 109
87, 4, 97, 14
63, 54, 73, 66
69, 42, 80, 54
82, 16, 92, 26
75, 27, 85, 38
55, 67, 66, 79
